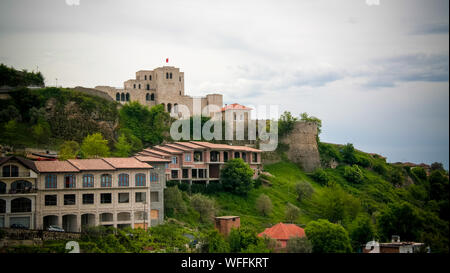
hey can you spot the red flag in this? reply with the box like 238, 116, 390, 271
166, 58, 169, 63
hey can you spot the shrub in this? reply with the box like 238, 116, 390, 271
285, 203, 300, 223
311, 168, 329, 185
305, 219, 352, 253
191, 183, 207, 194
373, 162, 387, 176
356, 155, 371, 168
295, 181, 314, 201
220, 158, 254, 196
256, 194, 273, 216
411, 167, 427, 181
341, 143, 357, 165
164, 186, 187, 217
343, 165, 364, 184
286, 237, 313, 253
190, 194, 217, 223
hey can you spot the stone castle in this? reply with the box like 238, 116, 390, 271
94, 66, 223, 117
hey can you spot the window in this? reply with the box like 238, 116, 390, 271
11, 197, 31, 212
138, 84, 141, 89
185, 154, 191, 162
171, 156, 177, 164
0, 182, 5, 194
45, 174, 57, 188
234, 152, 240, 159
165, 163, 169, 168
83, 174, 94, 188
194, 151, 203, 162
210, 151, 219, 162
82, 194, 94, 204
64, 174, 75, 188
118, 173, 129, 187
2, 165, 18, 177
146, 93, 150, 101
224, 152, 229, 162
192, 169, 197, 178
116, 93, 120, 101
133, 84, 136, 89
151, 209, 159, 220
45, 195, 57, 206
179, 76, 181, 82
101, 174, 112, 187
150, 192, 159, 202
135, 192, 146, 203
144, 75, 147, 80
171, 170, 178, 179
242, 153, 247, 162
150, 173, 159, 183
149, 75, 152, 81
117, 212, 131, 221
121, 93, 125, 101
252, 152, 258, 163
150, 93, 155, 101
100, 193, 112, 204
0, 199, 5, 213
64, 194, 76, 205
135, 211, 147, 220
118, 193, 129, 203
169, 72, 172, 79
146, 84, 150, 90
100, 213, 113, 222
166, 72, 169, 79
126, 93, 130, 101
135, 173, 146, 187
182, 169, 189, 179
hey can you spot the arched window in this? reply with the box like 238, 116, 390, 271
100, 212, 113, 222
126, 93, 130, 101
0, 199, 5, 213
169, 72, 173, 79
64, 174, 75, 188
167, 103, 172, 113
166, 72, 169, 79
116, 93, 120, 101
138, 84, 141, 89
150, 93, 155, 101
121, 93, 125, 101
0, 181, 6, 194
117, 212, 131, 221
174, 103, 178, 114
83, 174, 94, 188
149, 75, 152, 81
118, 173, 129, 187
144, 75, 147, 80
2, 165, 18, 177
146, 84, 150, 90
11, 197, 31, 213
45, 174, 57, 189
150, 173, 159, 183
11, 180, 33, 193
146, 93, 150, 101
133, 84, 136, 89
101, 174, 112, 187
135, 173, 146, 187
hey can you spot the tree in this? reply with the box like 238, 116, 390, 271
201, 229, 230, 253
411, 167, 427, 181
80, 133, 110, 158
300, 112, 322, 136
220, 158, 254, 196
377, 202, 423, 242
348, 214, 376, 252
286, 236, 313, 253
278, 111, 298, 137
295, 181, 314, 201
430, 162, 444, 172
32, 120, 51, 145
2, 119, 18, 146
58, 140, 80, 160
256, 194, 272, 216
118, 128, 143, 153
228, 227, 262, 253
305, 219, 352, 253
285, 203, 300, 223
341, 143, 357, 165
113, 134, 132, 157
190, 194, 217, 223
311, 168, 330, 186
164, 186, 187, 217
343, 164, 364, 184
309, 184, 361, 224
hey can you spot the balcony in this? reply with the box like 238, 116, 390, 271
0, 171, 31, 178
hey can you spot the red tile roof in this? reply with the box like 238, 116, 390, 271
258, 223, 306, 241
135, 156, 171, 163
221, 103, 252, 112
165, 143, 193, 152
174, 142, 206, 150
153, 145, 183, 154
190, 141, 232, 150
102, 157, 152, 169
142, 149, 171, 157
67, 159, 115, 171
35, 161, 79, 173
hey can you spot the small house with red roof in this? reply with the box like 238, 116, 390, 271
258, 222, 306, 249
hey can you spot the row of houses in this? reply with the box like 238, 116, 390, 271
0, 141, 262, 233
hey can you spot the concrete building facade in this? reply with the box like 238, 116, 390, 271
94, 66, 223, 117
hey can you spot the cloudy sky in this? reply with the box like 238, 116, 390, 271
0, 0, 448, 168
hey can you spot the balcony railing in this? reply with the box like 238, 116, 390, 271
0, 172, 31, 178
1, 188, 38, 195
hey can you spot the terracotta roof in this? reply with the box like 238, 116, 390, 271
215, 216, 240, 219
135, 156, 171, 163
174, 141, 206, 150
142, 148, 171, 157
221, 103, 252, 112
35, 160, 79, 173
190, 141, 232, 150
67, 159, 115, 171
102, 157, 153, 169
0, 156, 39, 173
153, 145, 183, 154
165, 143, 193, 152
258, 223, 306, 241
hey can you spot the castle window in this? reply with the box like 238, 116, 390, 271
126, 93, 130, 101
133, 84, 136, 89
121, 93, 125, 101
169, 72, 172, 79
146, 84, 150, 90
116, 93, 120, 101
151, 93, 155, 101
144, 75, 147, 80
166, 72, 169, 79
167, 103, 172, 113
146, 93, 150, 101
150, 75, 152, 81
179, 76, 181, 82
138, 84, 141, 89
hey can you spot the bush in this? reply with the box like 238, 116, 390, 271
349, 214, 376, 252
295, 181, 314, 202
311, 168, 330, 185
205, 181, 223, 194
285, 203, 300, 223
191, 183, 207, 194
256, 194, 273, 216
164, 186, 187, 217
356, 155, 371, 168
411, 167, 427, 181
190, 194, 217, 223
341, 143, 357, 165
373, 162, 387, 176
343, 165, 364, 184
286, 237, 313, 253
389, 167, 404, 185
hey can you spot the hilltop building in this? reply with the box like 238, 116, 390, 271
258, 222, 306, 250
94, 66, 223, 117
